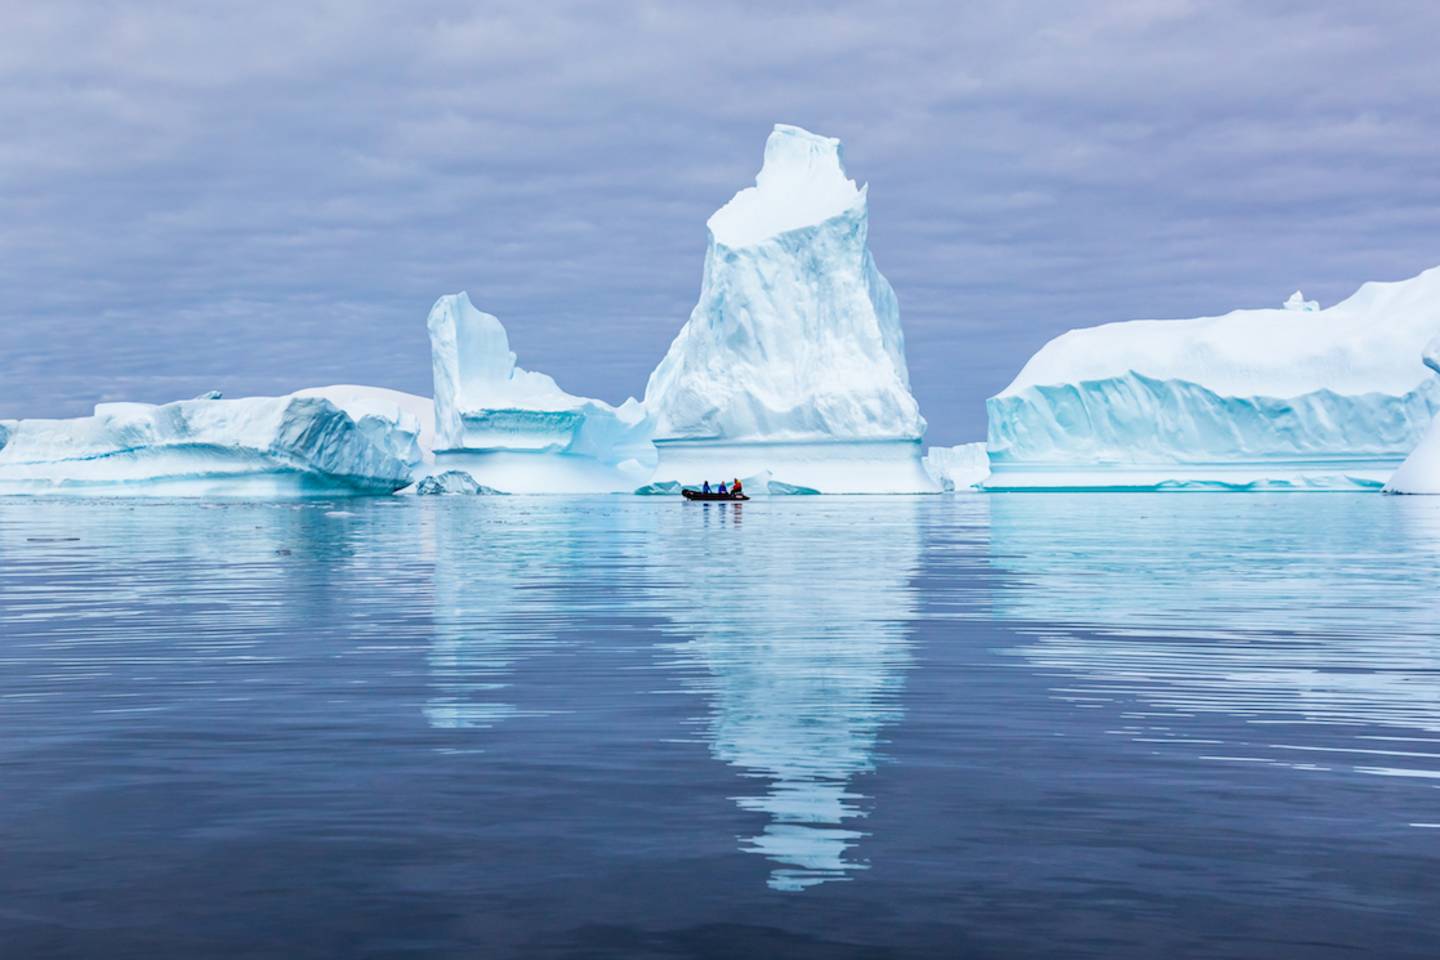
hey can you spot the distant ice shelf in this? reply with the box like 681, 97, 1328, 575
924, 442, 990, 491
986, 267, 1440, 490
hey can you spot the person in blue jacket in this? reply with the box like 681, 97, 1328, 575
702, 480, 711, 494
718, 481, 728, 495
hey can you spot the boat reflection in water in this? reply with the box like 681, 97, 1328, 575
645, 498, 922, 890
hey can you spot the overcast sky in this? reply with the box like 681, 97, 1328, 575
4, 1, 1439, 443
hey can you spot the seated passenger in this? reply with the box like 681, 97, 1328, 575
732, 477, 743, 495
702, 480, 711, 494
718, 482, 728, 495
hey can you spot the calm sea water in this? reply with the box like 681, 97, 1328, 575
2, 494, 1438, 959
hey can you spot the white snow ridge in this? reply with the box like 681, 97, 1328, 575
643, 124, 937, 494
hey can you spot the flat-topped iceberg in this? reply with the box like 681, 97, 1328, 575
642, 124, 937, 494
0, 392, 418, 496
987, 267, 1440, 490
427, 293, 652, 492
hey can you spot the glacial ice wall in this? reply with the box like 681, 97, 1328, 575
988, 267, 1440, 490
1383, 335, 1440, 494
295, 384, 434, 468
643, 124, 935, 493
924, 442, 990, 491
426, 292, 652, 492
0, 393, 418, 496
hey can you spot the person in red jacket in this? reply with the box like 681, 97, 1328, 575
731, 477, 743, 496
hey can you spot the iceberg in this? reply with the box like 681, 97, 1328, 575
642, 124, 937, 494
427, 293, 653, 493
924, 442, 990, 491
0, 392, 417, 496
987, 268, 1440, 490
1383, 337, 1440, 494
415, 470, 503, 496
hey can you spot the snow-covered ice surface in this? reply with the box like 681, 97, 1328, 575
427, 293, 653, 493
0, 393, 417, 497
1384, 336, 1440, 494
643, 124, 936, 494
987, 268, 1440, 490
924, 443, 990, 491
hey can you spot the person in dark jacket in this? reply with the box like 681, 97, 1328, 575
702, 480, 711, 494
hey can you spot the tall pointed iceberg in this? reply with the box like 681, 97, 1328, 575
987, 268, 1440, 490
643, 124, 936, 493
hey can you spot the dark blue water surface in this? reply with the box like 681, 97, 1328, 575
2, 494, 1438, 959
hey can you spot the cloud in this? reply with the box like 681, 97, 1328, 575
3, 0, 1439, 442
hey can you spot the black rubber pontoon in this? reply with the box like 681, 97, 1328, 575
681, 489, 750, 501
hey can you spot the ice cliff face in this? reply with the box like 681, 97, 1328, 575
295, 384, 432, 469
924, 442, 990, 491
426, 293, 652, 492
0, 393, 417, 496
987, 268, 1440, 490
642, 124, 934, 493
1383, 335, 1440, 494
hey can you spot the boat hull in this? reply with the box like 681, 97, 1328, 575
681, 490, 750, 501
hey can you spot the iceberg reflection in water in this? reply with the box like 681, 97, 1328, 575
421, 498, 649, 731
423, 502, 540, 731
985, 494, 1440, 774
643, 498, 921, 890
4, 495, 1440, 957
